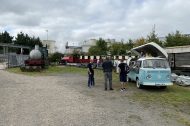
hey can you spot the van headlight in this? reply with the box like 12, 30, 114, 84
146, 74, 152, 79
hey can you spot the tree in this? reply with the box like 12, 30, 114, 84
96, 38, 107, 55
0, 31, 13, 43
14, 32, 43, 54
125, 39, 134, 51
109, 43, 121, 55
147, 30, 162, 46
49, 52, 64, 63
134, 37, 146, 47
88, 46, 101, 55
88, 38, 108, 55
110, 42, 129, 55
165, 30, 190, 47
14, 32, 43, 48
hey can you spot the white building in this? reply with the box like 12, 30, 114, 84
65, 46, 82, 54
41, 40, 56, 54
81, 39, 97, 53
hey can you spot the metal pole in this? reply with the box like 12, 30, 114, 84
7, 47, 9, 68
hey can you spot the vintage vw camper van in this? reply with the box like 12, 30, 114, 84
127, 42, 173, 89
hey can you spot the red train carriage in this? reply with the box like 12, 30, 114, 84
60, 55, 100, 68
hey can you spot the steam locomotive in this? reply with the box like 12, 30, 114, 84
20, 45, 48, 71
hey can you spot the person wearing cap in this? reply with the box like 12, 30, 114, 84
102, 56, 114, 91
87, 60, 95, 88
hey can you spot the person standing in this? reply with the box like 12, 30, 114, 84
102, 57, 114, 91
118, 59, 129, 91
87, 60, 95, 88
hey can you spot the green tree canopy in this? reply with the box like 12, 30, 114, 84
134, 37, 146, 47
88, 46, 101, 55
0, 31, 13, 43
165, 31, 190, 47
109, 43, 127, 55
147, 30, 162, 46
49, 52, 64, 63
88, 38, 108, 55
127, 39, 134, 50
14, 32, 43, 48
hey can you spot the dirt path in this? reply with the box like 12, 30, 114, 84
0, 70, 186, 126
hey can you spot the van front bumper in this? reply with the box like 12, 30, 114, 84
142, 82, 173, 86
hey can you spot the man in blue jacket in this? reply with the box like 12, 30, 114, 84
102, 57, 114, 91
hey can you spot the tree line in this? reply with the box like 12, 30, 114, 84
88, 30, 190, 56
0, 31, 43, 54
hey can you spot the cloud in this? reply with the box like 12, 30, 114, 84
0, 0, 190, 52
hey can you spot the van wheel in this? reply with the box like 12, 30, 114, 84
136, 79, 142, 89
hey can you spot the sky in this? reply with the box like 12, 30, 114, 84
0, 0, 190, 52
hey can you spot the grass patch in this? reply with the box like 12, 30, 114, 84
130, 84, 190, 107
7, 65, 119, 80
7, 66, 89, 76
178, 117, 190, 126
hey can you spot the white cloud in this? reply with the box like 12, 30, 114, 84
0, 0, 190, 52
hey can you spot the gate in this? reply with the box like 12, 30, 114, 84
0, 53, 29, 69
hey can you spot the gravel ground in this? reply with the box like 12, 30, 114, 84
0, 70, 187, 126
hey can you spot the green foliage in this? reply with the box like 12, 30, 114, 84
14, 32, 43, 48
110, 43, 121, 55
127, 39, 134, 50
13, 32, 43, 54
110, 43, 128, 55
88, 38, 107, 55
49, 52, 64, 63
89, 38, 134, 56
165, 30, 190, 47
0, 31, 13, 43
147, 30, 163, 46
88, 46, 101, 55
134, 37, 146, 47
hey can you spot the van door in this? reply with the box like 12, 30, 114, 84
135, 61, 142, 74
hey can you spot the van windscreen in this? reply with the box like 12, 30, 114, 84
143, 59, 169, 68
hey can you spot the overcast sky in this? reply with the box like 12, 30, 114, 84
0, 0, 190, 52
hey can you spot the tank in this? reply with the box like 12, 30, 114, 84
29, 45, 42, 59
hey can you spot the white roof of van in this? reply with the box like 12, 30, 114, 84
131, 42, 168, 58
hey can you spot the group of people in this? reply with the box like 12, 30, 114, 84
87, 57, 129, 91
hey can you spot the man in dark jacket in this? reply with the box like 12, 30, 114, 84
102, 57, 114, 91
118, 59, 129, 91
87, 60, 95, 88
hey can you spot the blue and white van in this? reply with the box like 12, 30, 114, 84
127, 42, 173, 89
